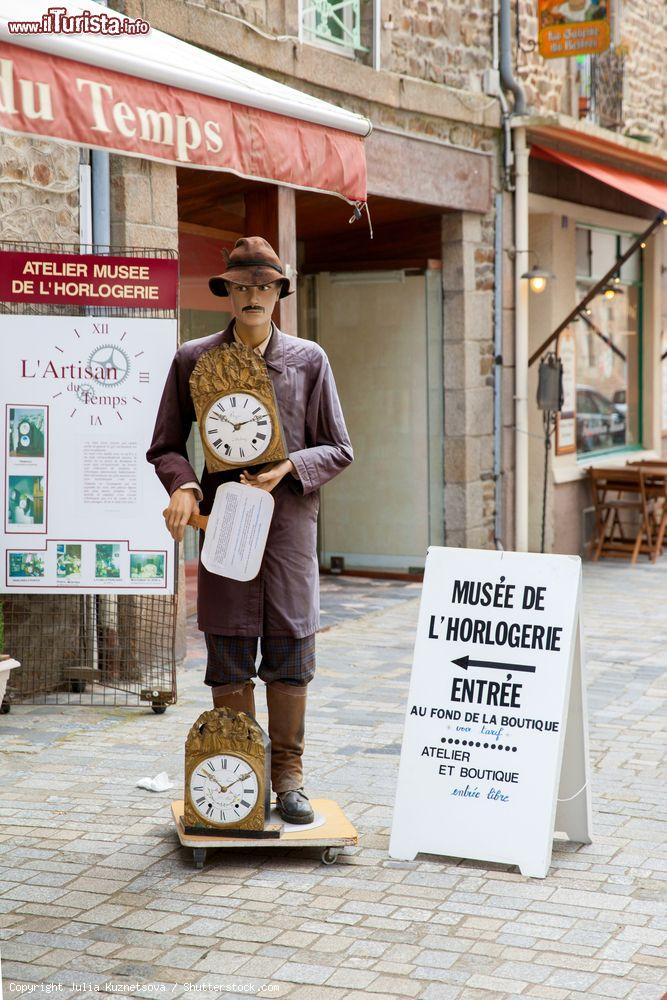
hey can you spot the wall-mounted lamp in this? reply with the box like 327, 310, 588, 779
602, 283, 624, 301
521, 264, 555, 294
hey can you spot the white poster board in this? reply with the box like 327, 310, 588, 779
1, 315, 176, 595
389, 547, 591, 878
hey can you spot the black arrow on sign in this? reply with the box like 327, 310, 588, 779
452, 654, 536, 674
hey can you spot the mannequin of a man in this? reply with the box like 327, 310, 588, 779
148, 237, 353, 824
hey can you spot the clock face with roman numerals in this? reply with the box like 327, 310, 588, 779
204, 392, 273, 465
188, 753, 260, 825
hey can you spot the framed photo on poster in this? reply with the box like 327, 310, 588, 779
556, 326, 576, 455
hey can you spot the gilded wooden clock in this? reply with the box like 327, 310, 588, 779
183, 707, 274, 836
189, 343, 288, 473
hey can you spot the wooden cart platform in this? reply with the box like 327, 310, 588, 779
171, 799, 358, 868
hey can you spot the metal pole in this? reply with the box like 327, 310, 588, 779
514, 127, 530, 551
493, 191, 504, 547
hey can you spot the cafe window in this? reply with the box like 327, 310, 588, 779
574, 225, 642, 457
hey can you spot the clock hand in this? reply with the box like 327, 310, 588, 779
197, 771, 226, 792
224, 771, 253, 792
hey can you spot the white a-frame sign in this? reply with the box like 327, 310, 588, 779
389, 547, 592, 878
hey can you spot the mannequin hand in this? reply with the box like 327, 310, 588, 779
163, 488, 199, 542
240, 460, 295, 493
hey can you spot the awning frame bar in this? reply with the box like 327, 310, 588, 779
528, 211, 666, 367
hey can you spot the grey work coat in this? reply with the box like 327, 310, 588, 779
147, 320, 353, 637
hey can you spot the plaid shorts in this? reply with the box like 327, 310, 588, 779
204, 634, 316, 688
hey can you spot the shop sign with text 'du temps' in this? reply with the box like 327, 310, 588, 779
389, 547, 592, 878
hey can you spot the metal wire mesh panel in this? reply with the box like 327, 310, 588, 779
1, 242, 179, 709
3, 593, 177, 708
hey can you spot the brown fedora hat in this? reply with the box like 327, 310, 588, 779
209, 236, 293, 299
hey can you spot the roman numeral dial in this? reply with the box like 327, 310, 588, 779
188, 752, 260, 825
203, 392, 273, 465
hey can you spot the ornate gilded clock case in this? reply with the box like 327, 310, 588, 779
189, 343, 288, 473
183, 707, 272, 836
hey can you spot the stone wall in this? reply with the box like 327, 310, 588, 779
0, 135, 81, 699
383, 0, 492, 92
110, 155, 178, 251
620, 0, 667, 145
442, 212, 497, 550
0, 134, 79, 244
515, 0, 667, 148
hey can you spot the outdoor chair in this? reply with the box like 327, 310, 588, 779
587, 467, 660, 564
626, 460, 667, 556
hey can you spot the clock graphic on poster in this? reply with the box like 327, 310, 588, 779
87, 344, 131, 386
51, 321, 151, 427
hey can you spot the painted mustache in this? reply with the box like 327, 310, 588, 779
243, 306, 265, 312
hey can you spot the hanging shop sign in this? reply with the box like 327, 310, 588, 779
538, 0, 610, 59
556, 325, 577, 455
1, 253, 178, 595
389, 547, 592, 878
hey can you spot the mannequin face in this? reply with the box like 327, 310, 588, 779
225, 281, 282, 328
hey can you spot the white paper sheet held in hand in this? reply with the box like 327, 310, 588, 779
200, 482, 274, 581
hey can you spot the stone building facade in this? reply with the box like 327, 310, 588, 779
3, 0, 667, 566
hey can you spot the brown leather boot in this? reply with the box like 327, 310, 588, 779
211, 680, 255, 718
266, 680, 314, 824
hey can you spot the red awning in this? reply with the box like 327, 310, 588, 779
532, 145, 667, 214
0, 23, 369, 205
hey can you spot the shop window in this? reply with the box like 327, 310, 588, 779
301, 0, 371, 59
573, 226, 642, 457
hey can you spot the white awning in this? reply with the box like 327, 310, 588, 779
0, 0, 371, 136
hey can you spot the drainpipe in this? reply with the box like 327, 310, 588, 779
498, 0, 529, 550
91, 0, 110, 253
513, 128, 530, 551
499, 0, 526, 116
91, 151, 110, 252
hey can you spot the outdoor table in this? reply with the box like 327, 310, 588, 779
587, 466, 661, 563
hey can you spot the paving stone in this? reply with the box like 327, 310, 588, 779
274, 961, 336, 985
546, 968, 600, 990
0, 572, 664, 998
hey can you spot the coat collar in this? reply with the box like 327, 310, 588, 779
218, 319, 285, 373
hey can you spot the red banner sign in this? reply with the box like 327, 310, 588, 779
0, 251, 178, 308
0, 41, 367, 204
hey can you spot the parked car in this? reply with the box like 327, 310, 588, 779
576, 386, 626, 452
612, 388, 628, 417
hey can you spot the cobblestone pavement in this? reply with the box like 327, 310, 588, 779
0, 566, 665, 1000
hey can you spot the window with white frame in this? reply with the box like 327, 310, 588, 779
300, 0, 370, 58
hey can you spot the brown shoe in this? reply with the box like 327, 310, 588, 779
276, 788, 314, 825
266, 680, 309, 796
211, 680, 255, 717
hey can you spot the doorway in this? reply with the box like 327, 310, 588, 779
303, 269, 443, 573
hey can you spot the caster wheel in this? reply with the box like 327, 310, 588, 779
151, 703, 167, 715
193, 848, 206, 869
321, 847, 339, 865
69, 679, 86, 693
0, 699, 10, 714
